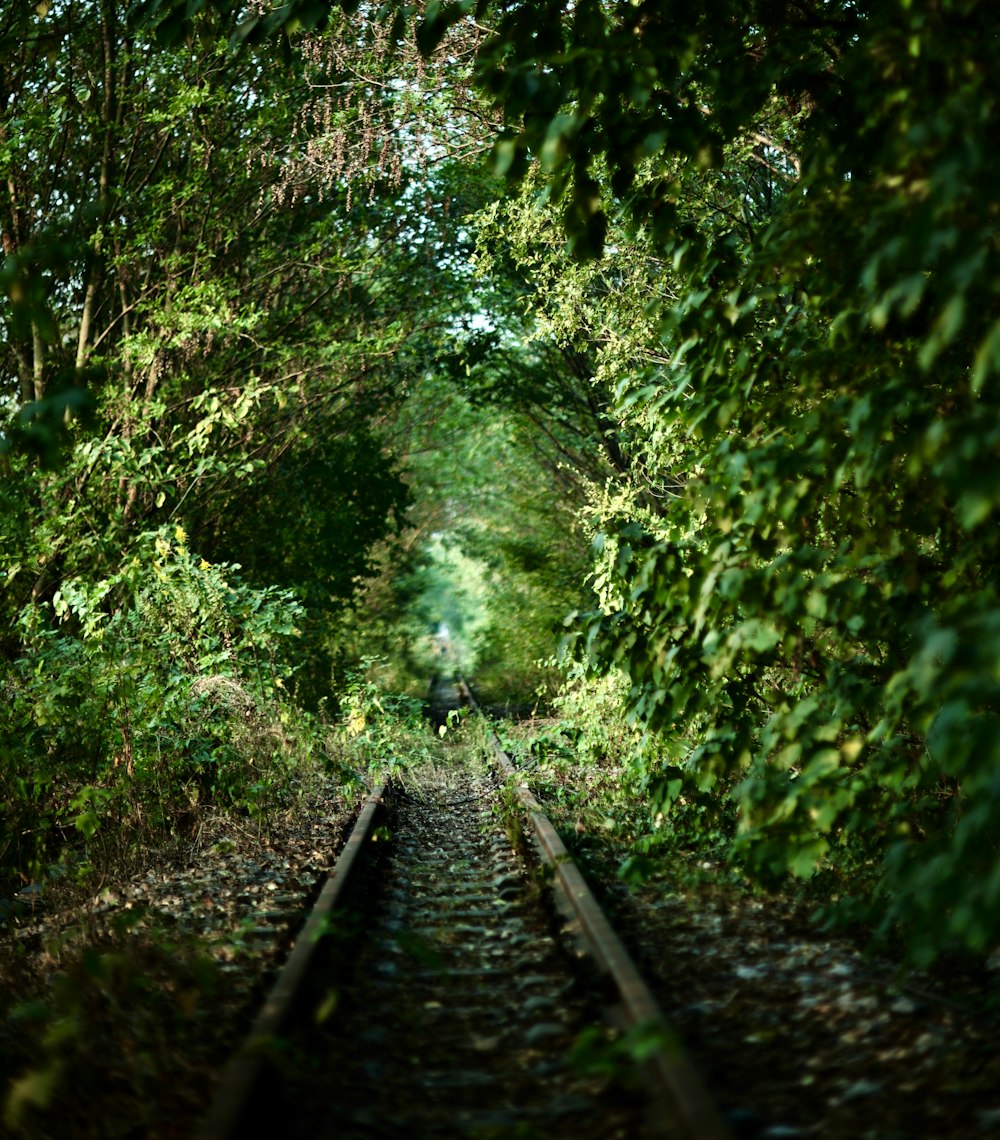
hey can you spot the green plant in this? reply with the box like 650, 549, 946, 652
0, 527, 319, 895
3, 927, 218, 1138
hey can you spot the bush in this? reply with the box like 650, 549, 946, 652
0, 527, 311, 896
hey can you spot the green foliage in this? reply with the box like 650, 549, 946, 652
462, 0, 1000, 962
572, 1019, 678, 1085
0, 1, 475, 894
1, 0, 435, 655
0, 527, 312, 894
335, 358, 595, 707
333, 658, 433, 775
8, 0, 1000, 972
3, 924, 218, 1138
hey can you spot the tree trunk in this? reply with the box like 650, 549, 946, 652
75, 0, 117, 374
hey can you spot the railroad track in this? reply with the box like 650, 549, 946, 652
199, 677, 730, 1140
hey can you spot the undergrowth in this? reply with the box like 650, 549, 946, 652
498, 663, 877, 928
0, 529, 351, 909
3, 916, 221, 1139
0, 664, 430, 1138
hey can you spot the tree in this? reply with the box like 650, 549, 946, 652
0, 0, 481, 886
467, 0, 1000, 960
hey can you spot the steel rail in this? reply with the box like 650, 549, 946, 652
197, 780, 388, 1140
456, 677, 733, 1140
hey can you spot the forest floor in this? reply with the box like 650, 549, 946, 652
606, 869, 1000, 1139
0, 774, 363, 1140
2, 720, 1000, 1139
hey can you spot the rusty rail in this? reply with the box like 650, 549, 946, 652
456, 677, 733, 1140
197, 781, 388, 1140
